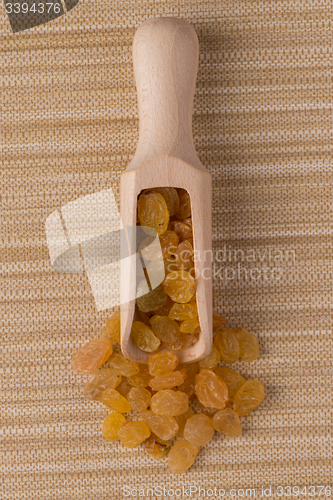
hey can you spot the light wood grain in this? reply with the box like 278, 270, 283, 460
120, 17, 212, 363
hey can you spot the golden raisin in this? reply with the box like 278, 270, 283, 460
137, 192, 169, 235
212, 408, 242, 436
143, 433, 170, 460
195, 369, 229, 410
151, 390, 189, 416
131, 321, 161, 353
108, 353, 139, 377
179, 318, 200, 334
167, 438, 198, 474
84, 368, 122, 401
149, 315, 180, 344
177, 376, 196, 399
169, 302, 198, 321
163, 332, 199, 351
102, 412, 126, 441
162, 270, 196, 303
118, 421, 151, 448
149, 369, 187, 391
140, 410, 179, 440
71, 337, 113, 374
102, 387, 131, 413
136, 282, 168, 313
214, 367, 246, 398
159, 230, 179, 259
127, 387, 151, 412
234, 327, 260, 362
102, 310, 121, 343
198, 345, 220, 371
175, 190, 191, 220
233, 380, 266, 416
116, 379, 132, 398
214, 328, 240, 364
148, 351, 179, 376
169, 219, 193, 243
175, 240, 194, 272
184, 414, 215, 447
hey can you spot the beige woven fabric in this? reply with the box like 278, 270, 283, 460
1, 1, 332, 499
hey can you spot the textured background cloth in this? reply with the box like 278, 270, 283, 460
1, 1, 332, 499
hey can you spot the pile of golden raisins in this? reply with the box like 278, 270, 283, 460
72, 315, 265, 473
71, 187, 266, 474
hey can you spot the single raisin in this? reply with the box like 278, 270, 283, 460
175, 190, 191, 220
149, 369, 187, 391
214, 328, 240, 364
149, 315, 180, 344
148, 351, 179, 376
198, 345, 220, 370
184, 414, 215, 447
143, 433, 170, 460
102, 412, 126, 441
162, 270, 196, 303
140, 410, 179, 440
136, 282, 168, 313
233, 380, 266, 416
102, 387, 131, 413
137, 192, 169, 235
175, 407, 194, 435
212, 310, 227, 330
131, 321, 161, 353
109, 353, 139, 377
71, 337, 113, 374
102, 310, 121, 343
214, 367, 246, 398
169, 302, 198, 321
159, 230, 179, 259
127, 386, 151, 411
212, 408, 242, 436
151, 389, 189, 416
195, 369, 229, 409
167, 438, 199, 474
175, 240, 194, 272
234, 327, 260, 362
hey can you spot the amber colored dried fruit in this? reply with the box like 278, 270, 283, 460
148, 351, 179, 376
143, 433, 170, 460
212, 310, 227, 330
162, 270, 196, 303
233, 380, 266, 416
151, 390, 189, 416
163, 331, 199, 351
169, 302, 198, 321
102, 387, 131, 413
212, 408, 242, 436
102, 412, 126, 441
175, 190, 191, 220
169, 219, 193, 243
168, 438, 199, 474
84, 368, 122, 401
234, 327, 260, 362
159, 230, 179, 259
175, 240, 194, 272
214, 367, 246, 398
184, 414, 215, 447
198, 345, 220, 371
175, 407, 194, 435
179, 318, 200, 334
127, 364, 152, 388
108, 353, 139, 377
177, 376, 196, 399
214, 328, 240, 364
149, 369, 187, 391
118, 420, 151, 448
71, 337, 113, 374
151, 297, 174, 317
116, 379, 132, 398
140, 410, 179, 440
102, 310, 121, 343
137, 192, 169, 235
136, 282, 168, 313
195, 369, 229, 410
164, 257, 178, 275
150, 187, 179, 217
131, 321, 161, 353
126, 386, 151, 412
149, 315, 180, 344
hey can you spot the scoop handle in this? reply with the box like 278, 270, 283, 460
131, 17, 204, 170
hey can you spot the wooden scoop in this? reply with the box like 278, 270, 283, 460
120, 17, 212, 363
